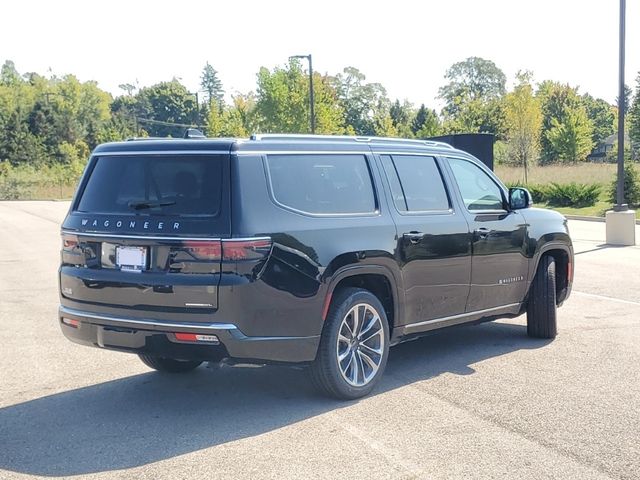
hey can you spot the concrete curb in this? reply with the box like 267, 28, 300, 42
565, 214, 640, 225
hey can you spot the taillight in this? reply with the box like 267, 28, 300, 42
177, 237, 271, 263
62, 233, 78, 250
222, 238, 272, 261
183, 241, 222, 261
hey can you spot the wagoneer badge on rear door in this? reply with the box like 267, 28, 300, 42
80, 219, 181, 231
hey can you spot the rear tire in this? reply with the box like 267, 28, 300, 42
310, 287, 390, 400
138, 354, 203, 373
527, 255, 557, 339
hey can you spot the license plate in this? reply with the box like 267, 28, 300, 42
116, 246, 147, 273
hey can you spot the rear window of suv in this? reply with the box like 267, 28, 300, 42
266, 154, 376, 215
76, 155, 223, 216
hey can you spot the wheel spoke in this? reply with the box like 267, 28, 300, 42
359, 342, 382, 357
342, 349, 354, 371
358, 349, 378, 373
356, 350, 367, 380
349, 351, 359, 384
342, 320, 354, 339
351, 306, 361, 338
338, 333, 351, 345
338, 346, 351, 362
360, 327, 382, 345
358, 313, 379, 339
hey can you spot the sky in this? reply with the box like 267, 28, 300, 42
2, 0, 639, 109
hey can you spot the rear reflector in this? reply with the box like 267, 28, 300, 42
567, 257, 573, 283
62, 318, 80, 328
174, 332, 220, 344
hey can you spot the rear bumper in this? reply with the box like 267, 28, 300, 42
58, 306, 320, 363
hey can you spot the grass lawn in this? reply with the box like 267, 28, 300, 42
494, 163, 617, 186
495, 163, 639, 219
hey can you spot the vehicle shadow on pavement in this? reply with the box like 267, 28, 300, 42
0, 320, 550, 477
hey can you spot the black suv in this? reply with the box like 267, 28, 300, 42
59, 134, 573, 399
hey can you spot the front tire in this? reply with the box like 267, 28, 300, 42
527, 255, 557, 339
310, 288, 390, 400
138, 354, 203, 373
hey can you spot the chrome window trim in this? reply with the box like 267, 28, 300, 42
262, 152, 382, 218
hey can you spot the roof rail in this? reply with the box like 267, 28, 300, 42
249, 133, 454, 149
125, 136, 167, 142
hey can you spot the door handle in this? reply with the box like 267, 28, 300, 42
403, 232, 423, 244
475, 227, 491, 239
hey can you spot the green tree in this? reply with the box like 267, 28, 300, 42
0, 60, 21, 86
412, 104, 441, 138
333, 67, 387, 136
135, 80, 198, 137
504, 72, 542, 182
255, 60, 344, 134
439, 58, 507, 137
582, 94, 615, 146
230, 93, 257, 135
537, 81, 593, 163
629, 73, 640, 159
200, 62, 225, 108
546, 109, 594, 162
439, 57, 506, 117
389, 99, 415, 137
206, 100, 224, 136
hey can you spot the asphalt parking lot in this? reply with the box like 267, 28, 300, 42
1, 201, 639, 480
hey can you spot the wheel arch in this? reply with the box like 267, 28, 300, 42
530, 243, 573, 306
323, 265, 401, 336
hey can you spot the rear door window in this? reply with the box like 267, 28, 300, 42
266, 154, 377, 215
381, 155, 450, 212
76, 155, 224, 216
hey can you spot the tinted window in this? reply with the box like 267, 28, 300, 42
380, 155, 408, 211
448, 158, 504, 211
381, 155, 449, 212
267, 154, 376, 214
76, 155, 223, 216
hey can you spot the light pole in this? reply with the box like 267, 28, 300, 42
615, 0, 627, 211
289, 54, 315, 134
606, 0, 635, 246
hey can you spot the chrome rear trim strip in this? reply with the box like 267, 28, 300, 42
59, 306, 237, 332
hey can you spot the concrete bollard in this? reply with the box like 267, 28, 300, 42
605, 209, 636, 245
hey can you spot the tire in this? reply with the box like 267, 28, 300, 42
526, 255, 557, 339
310, 287, 390, 400
138, 354, 203, 373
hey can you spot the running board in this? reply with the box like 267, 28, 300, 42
397, 303, 523, 337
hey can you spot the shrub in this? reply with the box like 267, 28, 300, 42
546, 182, 601, 207
504, 182, 549, 204
608, 163, 640, 206
527, 184, 550, 204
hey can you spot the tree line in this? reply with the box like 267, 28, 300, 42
1, 56, 640, 177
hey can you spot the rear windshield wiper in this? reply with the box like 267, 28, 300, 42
128, 200, 176, 210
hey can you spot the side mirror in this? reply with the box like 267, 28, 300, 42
509, 187, 533, 210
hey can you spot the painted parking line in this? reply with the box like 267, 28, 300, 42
572, 290, 640, 307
